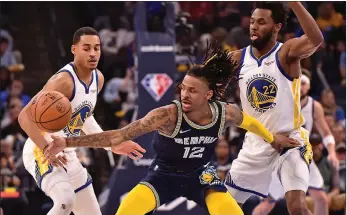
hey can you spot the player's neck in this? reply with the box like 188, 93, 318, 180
73, 62, 93, 84
185, 103, 212, 125
252, 39, 277, 59
300, 96, 309, 107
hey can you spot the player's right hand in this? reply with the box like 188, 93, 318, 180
271, 134, 301, 153
43, 135, 67, 164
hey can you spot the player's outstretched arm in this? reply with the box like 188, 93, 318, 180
43, 104, 176, 160
280, 2, 324, 77
224, 104, 301, 152
18, 73, 73, 166
313, 101, 339, 168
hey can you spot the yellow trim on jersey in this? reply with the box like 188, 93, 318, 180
33, 147, 49, 175
292, 79, 305, 129
183, 102, 219, 130
300, 128, 313, 165
218, 101, 226, 136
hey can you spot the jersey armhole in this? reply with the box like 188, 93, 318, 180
158, 100, 182, 138
275, 47, 294, 81
55, 70, 76, 101
236, 47, 247, 78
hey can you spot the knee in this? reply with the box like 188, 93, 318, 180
206, 192, 244, 215
286, 192, 310, 215
310, 190, 329, 206
53, 187, 76, 211
287, 202, 310, 215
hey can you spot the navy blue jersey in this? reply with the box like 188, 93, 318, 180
152, 100, 226, 172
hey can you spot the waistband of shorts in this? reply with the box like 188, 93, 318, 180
151, 160, 210, 175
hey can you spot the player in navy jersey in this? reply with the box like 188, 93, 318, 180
43, 42, 300, 215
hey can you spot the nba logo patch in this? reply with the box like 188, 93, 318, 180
141, 73, 173, 102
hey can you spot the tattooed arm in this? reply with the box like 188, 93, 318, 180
64, 104, 175, 148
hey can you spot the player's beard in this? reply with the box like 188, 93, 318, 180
251, 30, 273, 51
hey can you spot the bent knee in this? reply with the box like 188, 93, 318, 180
206, 191, 244, 215
52, 186, 76, 210
288, 206, 311, 215
286, 191, 310, 215
309, 189, 329, 205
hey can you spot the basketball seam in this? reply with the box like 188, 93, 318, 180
38, 96, 64, 122
32, 92, 47, 122
38, 107, 72, 132
39, 106, 72, 123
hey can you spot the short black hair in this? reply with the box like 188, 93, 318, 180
185, 41, 240, 102
252, 2, 289, 29
72, 27, 99, 45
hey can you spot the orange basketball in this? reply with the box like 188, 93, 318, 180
30, 91, 72, 133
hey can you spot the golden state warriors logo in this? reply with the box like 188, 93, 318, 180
246, 77, 277, 113
63, 101, 93, 136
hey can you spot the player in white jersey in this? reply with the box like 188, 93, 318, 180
19, 27, 145, 215
252, 72, 339, 215
223, 2, 324, 215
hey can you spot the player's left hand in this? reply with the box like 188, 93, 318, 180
111, 141, 146, 160
327, 152, 339, 170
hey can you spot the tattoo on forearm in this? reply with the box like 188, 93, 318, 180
121, 107, 171, 140
65, 107, 171, 148
66, 131, 115, 148
226, 104, 244, 127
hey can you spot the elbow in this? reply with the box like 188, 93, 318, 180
18, 109, 28, 128
312, 32, 324, 47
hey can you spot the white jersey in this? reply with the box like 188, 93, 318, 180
26, 62, 99, 151
238, 42, 305, 134
301, 96, 314, 136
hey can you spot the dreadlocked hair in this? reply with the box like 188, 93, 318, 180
187, 41, 240, 102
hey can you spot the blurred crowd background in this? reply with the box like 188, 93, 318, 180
0, 2, 345, 215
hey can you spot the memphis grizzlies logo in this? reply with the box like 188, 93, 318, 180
63, 101, 93, 136
246, 76, 277, 113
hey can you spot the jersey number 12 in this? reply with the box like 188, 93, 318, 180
183, 147, 205, 158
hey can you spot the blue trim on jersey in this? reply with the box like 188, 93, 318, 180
95, 69, 99, 91
95, 69, 99, 94
250, 42, 280, 67
225, 180, 268, 198
308, 186, 325, 191
57, 69, 76, 101
75, 178, 93, 193
35, 161, 54, 189
275, 48, 294, 81
237, 47, 247, 78
69, 62, 94, 94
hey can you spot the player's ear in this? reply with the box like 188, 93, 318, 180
274, 23, 282, 34
71, 45, 75, 55
206, 90, 213, 100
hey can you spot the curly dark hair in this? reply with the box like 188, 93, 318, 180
252, 2, 289, 29
183, 41, 240, 102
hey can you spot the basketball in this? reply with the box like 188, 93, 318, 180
30, 91, 72, 133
